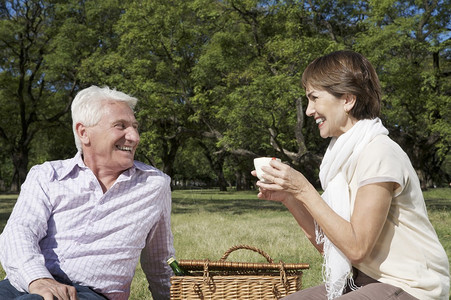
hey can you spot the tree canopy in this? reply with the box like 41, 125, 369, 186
1, 0, 449, 191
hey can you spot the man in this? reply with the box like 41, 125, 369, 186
0, 86, 175, 300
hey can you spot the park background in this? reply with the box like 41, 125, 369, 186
0, 0, 450, 299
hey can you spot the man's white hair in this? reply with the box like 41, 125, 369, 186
71, 86, 138, 153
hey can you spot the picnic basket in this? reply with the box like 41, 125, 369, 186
169, 244, 309, 299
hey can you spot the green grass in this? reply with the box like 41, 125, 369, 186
1, 189, 450, 299
169, 190, 322, 282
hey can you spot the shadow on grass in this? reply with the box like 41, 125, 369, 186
0, 192, 449, 216
172, 198, 287, 215
0, 197, 17, 204
0, 212, 12, 219
0, 197, 16, 230
173, 196, 450, 215
425, 199, 451, 210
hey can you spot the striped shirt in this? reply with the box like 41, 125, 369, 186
0, 153, 175, 300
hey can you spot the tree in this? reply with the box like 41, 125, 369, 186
2, 0, 448, 191
355, 0, 451, 187
94, 0, 359, 189
191, 0, 342, 187
0, 0, 132, 191
77, 0, 218, 183
0, 0, 74, 191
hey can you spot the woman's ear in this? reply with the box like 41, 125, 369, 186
344, 94, 357, 112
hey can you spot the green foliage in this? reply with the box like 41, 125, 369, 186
172, 139, 217, 186
354, 0, 450, 186
0, 0, 449, 190
0, 0, 131, 190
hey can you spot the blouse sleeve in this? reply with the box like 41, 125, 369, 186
354, 135, 409, 197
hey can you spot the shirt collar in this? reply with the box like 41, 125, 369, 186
55, 152, 85, 181
57, 152, 151, 181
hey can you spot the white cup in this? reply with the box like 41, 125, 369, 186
253, 157, 281, 182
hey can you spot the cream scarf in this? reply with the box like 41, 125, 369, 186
315, 118, 388, 299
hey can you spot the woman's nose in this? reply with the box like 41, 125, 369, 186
305, 100, 315, 117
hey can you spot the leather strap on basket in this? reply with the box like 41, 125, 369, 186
278, 261, 289, 289
219, 245, 289, 289
219, 244, 274, 263
202, 259, 211, 284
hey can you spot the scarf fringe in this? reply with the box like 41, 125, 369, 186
317, 219, 357, 299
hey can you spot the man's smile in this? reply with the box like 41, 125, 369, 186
116, 145, 132, 152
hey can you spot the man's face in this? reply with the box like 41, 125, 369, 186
84, 101, 140, 173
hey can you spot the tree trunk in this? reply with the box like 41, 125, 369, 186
10, 147, 29, 192
217, 167, 228, 191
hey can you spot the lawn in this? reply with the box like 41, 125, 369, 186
0, 188, 450, 299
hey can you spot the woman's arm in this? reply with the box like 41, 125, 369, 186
256, 160, 394, 264
301, 182, 393, 263
282, 197, 324, 253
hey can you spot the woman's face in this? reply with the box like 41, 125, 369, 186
305, 86, 356, 138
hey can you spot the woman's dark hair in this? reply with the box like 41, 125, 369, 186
301, 50, 381, 119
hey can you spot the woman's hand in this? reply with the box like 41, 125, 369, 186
252, 159, 313, 204
252, 159, 322, 251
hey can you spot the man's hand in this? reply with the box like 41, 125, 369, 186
29, 278, 78, 300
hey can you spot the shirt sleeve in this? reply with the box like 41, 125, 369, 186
140, 175, 175, 300
355, 136, 408, 196
0, 165, 55, 292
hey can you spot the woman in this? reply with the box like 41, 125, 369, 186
253, 51, 449, 299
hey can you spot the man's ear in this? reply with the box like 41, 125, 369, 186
344, 93, 357, 112
76, 123, 90, 146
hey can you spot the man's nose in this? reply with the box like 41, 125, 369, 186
126, 127, 140, 143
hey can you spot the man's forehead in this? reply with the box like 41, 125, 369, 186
102, 99, 130, 106
98, 101, 136, 122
